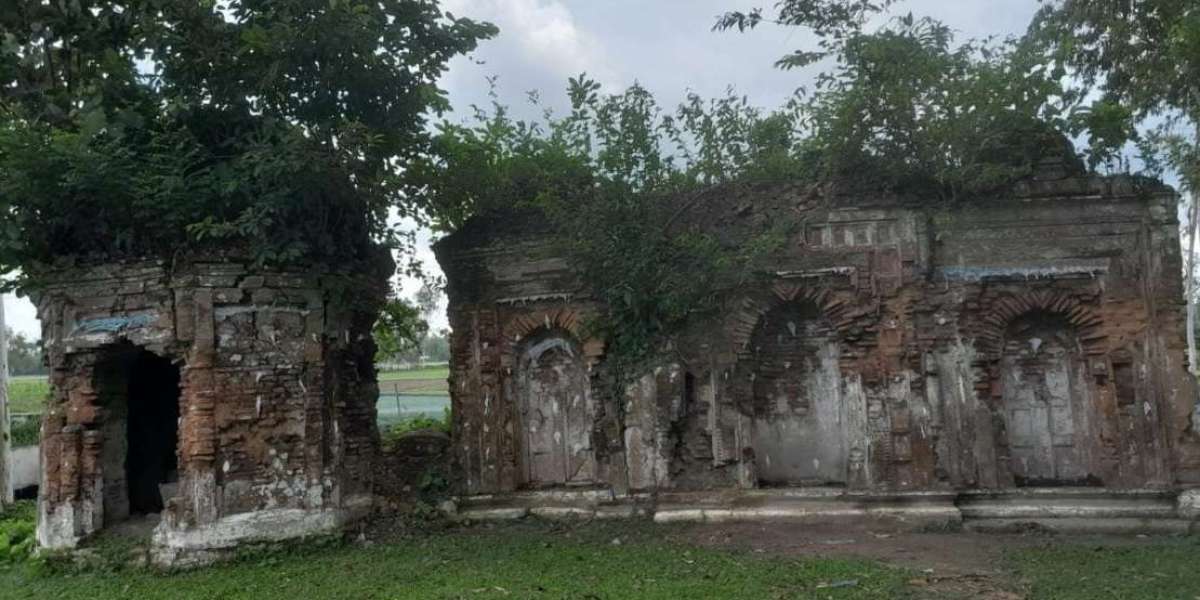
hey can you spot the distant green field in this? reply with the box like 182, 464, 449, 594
376, 394, 450, 427
8, 376, 48, 415
4, 368, 449, 421
376, 364, 450, 429
379, 365, 449, 381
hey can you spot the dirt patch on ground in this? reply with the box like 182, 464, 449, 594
363, 514, 1183, 599
665, 518, 1028, 575
661, 518, 1168, 599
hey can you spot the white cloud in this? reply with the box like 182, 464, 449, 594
443, 0, 615, 88
4, 293, 40, 340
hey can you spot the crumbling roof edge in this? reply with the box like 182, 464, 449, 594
433, 172, 1178, 257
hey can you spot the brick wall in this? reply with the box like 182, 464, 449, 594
437, 174, 1200, 497
33, 256, 389, 564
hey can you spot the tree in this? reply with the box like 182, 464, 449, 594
414, 282, 442, 324
0, 2, 496, 288
404, 281, 444, 364
373, 293, 428, 364
413, 2, 1116, 386
1029, 1, 1200, 372
420, 329, 451, 363
4, 330, 44, 377
715, 0, 901, 69
410, 78, 804, 381
716, 4, 1079, 200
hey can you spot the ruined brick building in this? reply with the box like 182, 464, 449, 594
33, 256, 390, 565
436, 162, 1200, 527
31, 158, 1200, 565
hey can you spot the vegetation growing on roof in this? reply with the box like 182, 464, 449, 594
411, 13, 1113, 385
0, 1, 496, 289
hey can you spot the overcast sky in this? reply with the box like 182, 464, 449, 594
3, 0, 1047, 339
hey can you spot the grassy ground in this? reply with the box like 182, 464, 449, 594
379, 380, 448, 394
0, 516, 1198, 599
1009, 539, 1200, 599
0, 522, 914, 600
7, 376, 48, 414
379, 365, 449, 382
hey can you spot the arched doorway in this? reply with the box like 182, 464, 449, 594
95, 343, 182, 525
742, 300, 848, 486
514, 331, 596, 488
999, 311, 1094, 486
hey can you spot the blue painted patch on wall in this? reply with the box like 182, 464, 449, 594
71, 314, 155, 335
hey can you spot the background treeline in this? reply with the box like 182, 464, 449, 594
5, 330, 44, 377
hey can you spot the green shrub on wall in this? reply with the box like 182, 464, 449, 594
411, 13, 1088, 382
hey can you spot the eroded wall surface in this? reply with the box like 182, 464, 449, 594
438, 175, 1200, 498
33, 258, 388, 564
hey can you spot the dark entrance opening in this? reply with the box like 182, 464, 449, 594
126, 351, 181, 514
96, 343, 181, 524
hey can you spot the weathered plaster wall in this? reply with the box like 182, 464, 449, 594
515, 332, 596, 487
437, 174, 1200, 501
33, 258, 389, 564
740, 301, 857, 485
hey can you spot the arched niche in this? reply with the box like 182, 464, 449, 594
513, 329, 596, 488
997, 310, 1099, 486
736, 299, 856, 486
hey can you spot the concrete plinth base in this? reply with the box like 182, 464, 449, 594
458, 488, 654, 521
1178, 488, 1200, 519
150, 506, 362, 568
459, 486, 1199, 534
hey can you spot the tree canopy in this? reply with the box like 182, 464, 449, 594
4, 329, 44, 376
1030, 0, 1200, 187
0, 1, 495, 288
409, 9, 1092, 379
1027, 0, 1200, 371
408, 2, 1186, 382
4, 0, 1191, 383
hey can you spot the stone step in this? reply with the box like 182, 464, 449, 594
457, 488, 650, 521
957, 488, 1179, 520
456, 487, 1194, 528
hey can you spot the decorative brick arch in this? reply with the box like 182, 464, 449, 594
729, 281, 866, 355
501, 307, 605, 366
973, 290, 1107, 361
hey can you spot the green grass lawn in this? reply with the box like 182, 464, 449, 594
2, 513, 1199, 599
7, 376, 48, 415
379, 365, 449, 381
1, 523, 915, 600
1009, 538, 1200, 599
